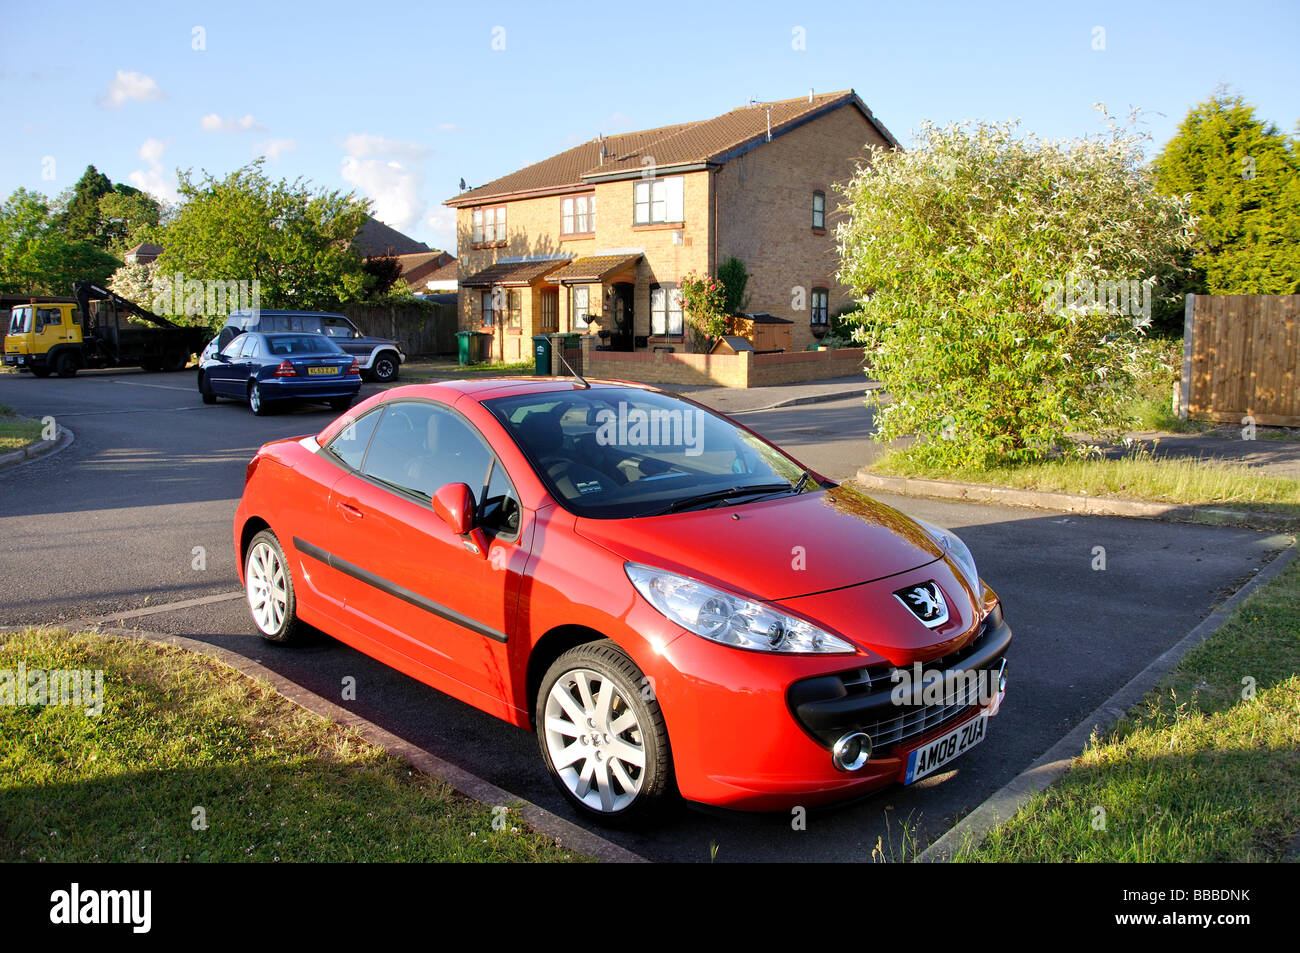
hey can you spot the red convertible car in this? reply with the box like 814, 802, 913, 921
234, 377, 1010, 821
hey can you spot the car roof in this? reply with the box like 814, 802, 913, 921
378, 377, 666, 404
228, 309, 349, 318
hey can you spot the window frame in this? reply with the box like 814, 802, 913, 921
471, 205, 507, 245
633, 176, 685, 226
810, 287, 830, 326
812, 190, 826, 231
649, 283, 685, 338
561, 193, 597, 236
572, 286, 590, 330
481, 290, 496, 327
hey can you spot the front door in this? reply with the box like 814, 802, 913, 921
611, 282, 634, 351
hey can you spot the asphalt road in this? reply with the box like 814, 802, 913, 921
0, 368, 1289, 862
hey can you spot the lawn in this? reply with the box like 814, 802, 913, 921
955, 555, 1300, 862
0, 628, 582, 863
0, 405, 44, 453
871, 448, 1300, 519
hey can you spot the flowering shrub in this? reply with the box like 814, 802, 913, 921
678, 269, 730, 346
836, 113, 1196, 469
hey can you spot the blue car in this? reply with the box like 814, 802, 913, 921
198, 332, 362, 415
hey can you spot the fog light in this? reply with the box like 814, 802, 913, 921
831, 731, 872, 771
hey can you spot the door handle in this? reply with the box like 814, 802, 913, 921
336, 501, 364, 521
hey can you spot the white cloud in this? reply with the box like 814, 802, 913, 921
257, 138, 297, 162
200, 113, 265, 133
98, 70, 164, 108
342, 133, 430, 160
435, 122, 462, 133
340, 134, 432, 233
425, 207, 458, 252
127, 138, 178, 204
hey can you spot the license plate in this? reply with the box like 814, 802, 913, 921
307, 366, 337, 376
904, 713, 989, 784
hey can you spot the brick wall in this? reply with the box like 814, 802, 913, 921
716, 104, 889, 351
580, 336, 865, 387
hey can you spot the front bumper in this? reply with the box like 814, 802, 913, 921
643, 600, 1011, 811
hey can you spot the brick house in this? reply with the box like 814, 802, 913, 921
445, 90, 898, 363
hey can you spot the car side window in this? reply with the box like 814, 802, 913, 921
221, 334, 247, 359
360, 402, 519, 535
326, 408, 382, 471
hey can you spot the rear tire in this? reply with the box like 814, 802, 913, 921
198, 371, 217, 404
249, 381, 271, 416
54, 353, 78, 378
244, 530, 303, 644
329, 396, 353, 411
536, 640, 674, 824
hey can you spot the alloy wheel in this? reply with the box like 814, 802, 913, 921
246, 540, 287, 635
543, 668, 646, 813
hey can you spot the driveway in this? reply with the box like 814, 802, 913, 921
0, 369, 1289, 861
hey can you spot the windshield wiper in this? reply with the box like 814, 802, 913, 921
652, 483, 794, 516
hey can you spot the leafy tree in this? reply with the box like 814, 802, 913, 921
717, 256, 750, 315
0, 188, 118, 294
156, 160, 371, 315
58, 165, 114, 245
98, 187, 162, 252
837, 116, 1196, 469
362, 253, 403, 298
1153, 89, 1300, 296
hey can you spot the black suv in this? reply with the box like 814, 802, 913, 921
201, 309, 405, 382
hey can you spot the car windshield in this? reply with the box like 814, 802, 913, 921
485, 387, 816, 519
9, 307, 31, 334
264, 334, 344, 356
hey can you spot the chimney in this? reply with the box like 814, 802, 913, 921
808, 88, 813, 103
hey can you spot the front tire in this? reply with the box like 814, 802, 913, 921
54, 353, 78, 378
536, 640, 674, 823
198, 371, 217, 404
244, 530, 303, 644
30, 366, 51, 378
370, 351, 400, 383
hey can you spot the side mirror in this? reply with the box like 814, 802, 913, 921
432, 483, 489, 558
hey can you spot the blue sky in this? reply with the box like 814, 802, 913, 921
2, 0, 1296, 254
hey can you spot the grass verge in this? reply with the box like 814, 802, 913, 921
0, 628, 582, 862
954, 554, 1300, 862
870, 449, 1300, 518
0, 409, 43, 453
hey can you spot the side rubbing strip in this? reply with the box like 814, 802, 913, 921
293, 536, 507, 643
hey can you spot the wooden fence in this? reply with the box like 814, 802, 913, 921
340, 300, 459, 357
1180, 294, 1300, 427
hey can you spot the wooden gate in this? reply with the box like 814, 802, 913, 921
1181, 294, 1300, 426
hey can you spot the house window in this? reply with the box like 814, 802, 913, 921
633, 176, 684, 225
572, 286, 590, 329
506, 290, 522, 329
812, 191, 826, 230
481, 290, 496, 326
811, 287, 829, 326
562, 194, 596, 234
650, 285, 684, 336
472, 205, 507, 244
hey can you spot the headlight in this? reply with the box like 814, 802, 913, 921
915, 519, 980, 593
625, 563, 855, 654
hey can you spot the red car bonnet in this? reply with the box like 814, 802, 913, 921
572, 484, 944, 603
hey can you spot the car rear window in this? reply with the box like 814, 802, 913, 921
265, 334, 343, 355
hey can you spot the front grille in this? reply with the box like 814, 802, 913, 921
787, 603, 1010, 754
